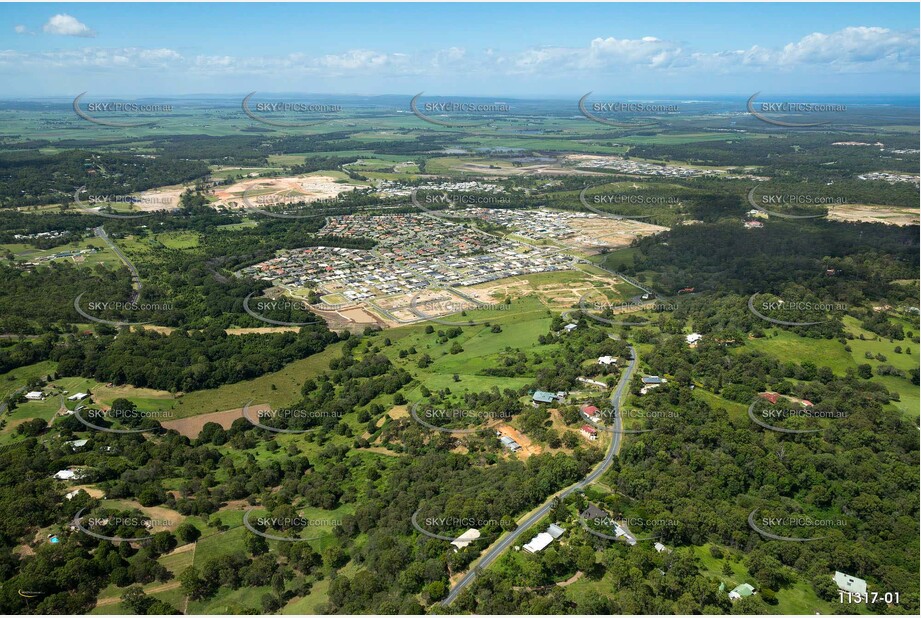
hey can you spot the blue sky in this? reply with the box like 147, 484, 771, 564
1, 2, 918, 96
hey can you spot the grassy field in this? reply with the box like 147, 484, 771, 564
155, 231, 201, 249
215, 219, 258, 230
0, 397, 61, 444
0, 360, 56, 400
1, 237, 119, 268
171, 341, 346, 417
595, 247, 640, 270
618, 132, 769, 146
0, 374, 99, 444
691, 388, 749, 422
745, 317, 919, 419
0, 340, 347, 444
744, 330, 856, 374
91, 383, 176, 413
186, 584, 275, 614
210, 165, 279, 179
690, 543, 861, 615
281, 577, 330, 614
380, 295, 557, 400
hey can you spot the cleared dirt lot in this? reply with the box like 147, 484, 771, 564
134, 186, 185, 211
213, 174, 360, 209
496, 424, 541, 458
827, 203, 919, 226
466, 269, 623, 311
160, 403, 270, 438
568, 217, 668, 250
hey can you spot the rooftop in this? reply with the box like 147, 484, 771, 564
834, 571, 867, 595
451, 528, 481, 550
580, 504, 608, 521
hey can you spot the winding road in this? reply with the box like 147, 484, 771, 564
94, 226, 142, 303
442, 344, 637, 606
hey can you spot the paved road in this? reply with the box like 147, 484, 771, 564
442, 344, 638, 606
94, 226, 142, 303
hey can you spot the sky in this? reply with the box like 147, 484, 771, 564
0, 2, 918, 97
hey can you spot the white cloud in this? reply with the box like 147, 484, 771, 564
693, 26, 919, 73
777, 26, 918, 68
501, 26, 917, 76
0, 26, 915, 83
14, 25, 29, 35
43, 14, 96, 38
0, 47, 182, 70
317, 49, 407, 72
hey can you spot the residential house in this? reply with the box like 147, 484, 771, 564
640, 376, 665, 395
451, 528, 481, 552
729, 583, 756, 601
833, 572, 867, 595
523, 532, 554, 554
66, 439, 89, 451
523, 524, 566, 554
580, 504, 609, 522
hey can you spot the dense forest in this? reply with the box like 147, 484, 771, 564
0, 151, 210, 209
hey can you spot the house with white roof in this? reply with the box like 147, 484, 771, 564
66, 439, 89, 451
523, 524, 565, 553
451, 528, 481, 552
523, 532, 554, 553
25, 391, 45, 401
834, 571, 867, 595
